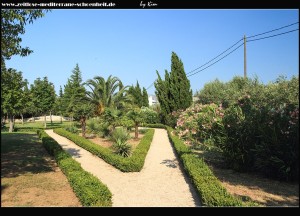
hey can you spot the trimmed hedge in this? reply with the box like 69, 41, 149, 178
37, 130, 112, 207
53, 128, 155, 172
142, 123, 167, 129
166, 126, 252, 207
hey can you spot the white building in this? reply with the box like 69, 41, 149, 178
148, 95, 159, 106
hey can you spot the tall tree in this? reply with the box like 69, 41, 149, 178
54, 86, 64, 123
61, 64, 93, 137
31, 77, 56, 128
62, 64, 85, 121
128, 81, 148, 108
142, 87, 149, 107
154, 52, 192, 125
19, 79, 31, 124
1, 9, 50, 66
1, 68, 25, 132
85, 75, 129, 115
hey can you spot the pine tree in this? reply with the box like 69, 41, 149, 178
154, 52, 192, 125
62, 64, 93, 137
127, 81, 145, 108
62, 63, 85, 120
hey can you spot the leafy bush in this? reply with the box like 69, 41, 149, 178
118, 116, 134, 131
54, 128, 154, 172
37, 129, 112, 206
64, 124, 78, 134
110, 127, 130, 144
184, 75, 299, 181
138, 129, 148, 134
112, 138, 132, 157
143, 123, 167, 129
140, 106, 160, 124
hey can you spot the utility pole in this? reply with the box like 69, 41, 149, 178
244, 35, 247, 79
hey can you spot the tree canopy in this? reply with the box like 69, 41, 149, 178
1, 9, 49, 66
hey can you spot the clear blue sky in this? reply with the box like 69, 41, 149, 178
5, 9, 299, 95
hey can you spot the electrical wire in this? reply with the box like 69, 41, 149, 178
246, 22, 299, 39
186, 38, 243, 75
187, 43, 244, 77
145, 21, 299, 88
247, 29, 298, 42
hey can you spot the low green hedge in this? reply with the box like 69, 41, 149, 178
166, 126, 247, 207
53, 128, 155, 172
143, 123, 167, 129
37, 130, 112, 207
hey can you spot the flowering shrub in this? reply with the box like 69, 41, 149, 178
175, 103, 225, 148
176, 76, 299, 181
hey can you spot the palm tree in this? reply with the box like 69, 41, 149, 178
85, 75, 130, 115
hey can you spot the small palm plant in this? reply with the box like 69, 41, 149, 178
112, 138, 132, 157
110, 127, 132, 157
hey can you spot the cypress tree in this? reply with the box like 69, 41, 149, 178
154, 52, 192, 125
142, 87, 149, 107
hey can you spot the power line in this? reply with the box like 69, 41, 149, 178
146, 82, 154, 90
145, 21, 299, 90
186, 38, 243, 75
247, 29, 299, 42
187, 42, 244, 78
247, 22, 299, 39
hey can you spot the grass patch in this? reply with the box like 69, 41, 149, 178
2, 122, 74, 132
54, 128, 155, 172
1, 132, 56, 177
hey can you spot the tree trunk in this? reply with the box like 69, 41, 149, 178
32, 114, 35, 122
60, 114, 62, 124
50, 111, 53, 124
135, 124, 139, 139
9, 114, 13, 132
44, 114, 47, 128
21, 114, 24, 125
81, 116, 86, 138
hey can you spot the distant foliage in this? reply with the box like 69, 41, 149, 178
140, 106, 159, 124
64, 124, 78, 134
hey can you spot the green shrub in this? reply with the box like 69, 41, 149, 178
138, 129, 148, 134
110, 127, 130, 144
112, 138, 132, 157
143, 123, 167, 129
140, 106, 160, 124
64, 124, 78, 134
54, 128, 154, 172
37, 130, 112, 206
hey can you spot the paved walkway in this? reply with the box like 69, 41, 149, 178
45, 129, 201, 207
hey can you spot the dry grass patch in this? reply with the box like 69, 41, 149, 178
81, 131, 145, 150
194, 149, 299, 206
1, 132, 81, 207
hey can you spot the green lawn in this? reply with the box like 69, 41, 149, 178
2, 121, 76, 132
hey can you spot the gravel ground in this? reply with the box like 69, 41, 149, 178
45, 129, 201, 207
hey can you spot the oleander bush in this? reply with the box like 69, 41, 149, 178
176, 75, 299, 181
